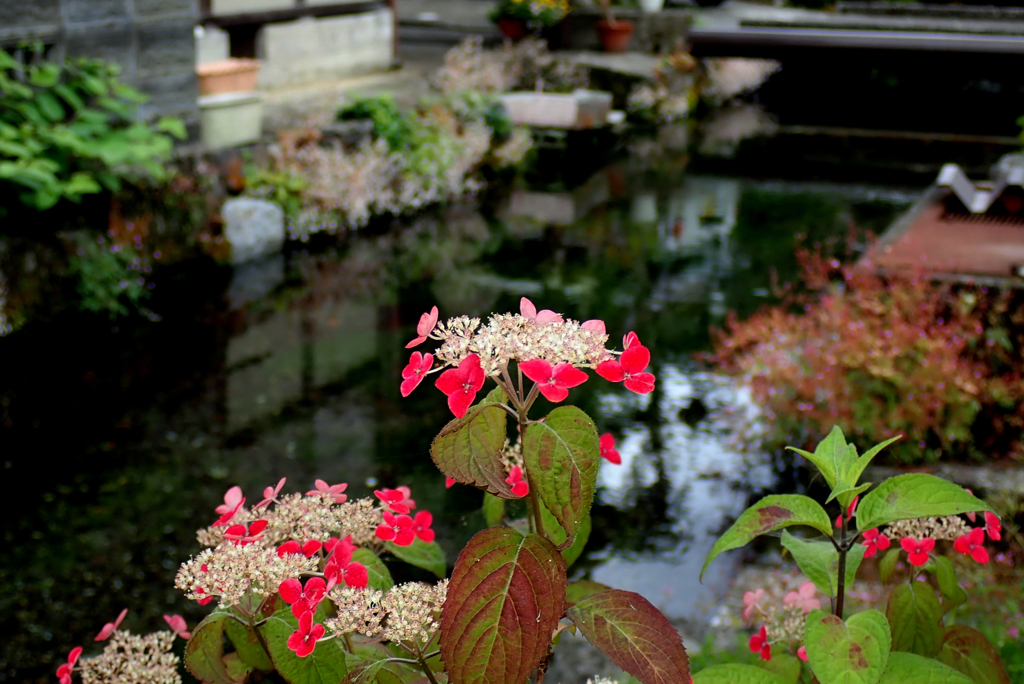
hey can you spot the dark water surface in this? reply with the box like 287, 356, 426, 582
0, 157, 917, 682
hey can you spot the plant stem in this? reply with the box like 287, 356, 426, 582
415, 644, 441, 684
517, 395, 546, 540
836, 514, 848, 619
247, 612, 275, 664
344, 632, 354, 654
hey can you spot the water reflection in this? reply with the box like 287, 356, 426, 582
0, 165, 913, 682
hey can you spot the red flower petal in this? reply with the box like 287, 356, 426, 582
434, 367, 465, 396
394, 528, 415, 546
971, 546, 990, 564
279, 578, 303, 604
595, 360, 624, 382
445, 477, 456, 488
623, 372, 655, 394
537, 383, 569, 402
302, 540, 323, 557
511, 481, 529, 497
623, 332, 640, 349
581, 319, 606, 333
551, 363, 588, 388
415, 511, 433, 528
519, 359, 553, 384
620, 346, 651, 374
376, 524, 396, 541
277, 541, 301, 557
447, 388, 476, 418
248, 519, 268, 535
985, 512, 1002, 541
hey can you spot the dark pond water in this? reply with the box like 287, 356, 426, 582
0, 150, 922, 682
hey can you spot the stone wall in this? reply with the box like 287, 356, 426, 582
0, 0, 199, 123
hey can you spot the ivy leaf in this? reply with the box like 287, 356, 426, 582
693, 665, 789, 684
930, 557, 967, 615
385, 538, 445, 578
877, 652, 974, 684
260, 609, 348, 684
886, 583, 945, 658
937, 625, 1012, 684
701, 495, 834, 580
803, 609, 890, 684
856, 474, 992, 532
566, 580, 611, 606
523, 406, 600, 544
431, 402, 515, 498
225, 617, 274, 671
184, 611, 236, 684
353, 548, 394, 591
440, 528, 566, 684
780, 531, 865, 598
568, 589, 690, 684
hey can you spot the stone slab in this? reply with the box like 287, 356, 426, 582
257, 11, 394, 89
137, 20, 197, 76
63, 0, 130, 23
0, 0, 60, 30
499, 90, 612, 130
211, 0, 295, 15
64, 25, 135, 69
134, 0, 198, 17
196, 24, 231, 65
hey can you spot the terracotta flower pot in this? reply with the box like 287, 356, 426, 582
196, 59, 262, 96
596, 19, 634, 53
498, 18, 528, 41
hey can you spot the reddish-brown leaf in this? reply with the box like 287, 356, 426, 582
440, 528, 566, 684
567, 589, 690, 684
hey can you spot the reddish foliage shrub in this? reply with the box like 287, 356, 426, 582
709, 248, 1024, 463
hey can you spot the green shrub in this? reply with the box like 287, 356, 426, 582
65, 232, 149, 318
0, 48, 185, 214
337, 94, 415, 152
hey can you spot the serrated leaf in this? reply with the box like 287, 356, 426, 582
385, 538, 445, 578
566, 580, 611, 606
693, 664, 789, 684
440, 528, 566, 684
787, 426, 854, 491
185, 611, 236, 684
886, 583, 944, 657
843, 435, 901, 489
857, 475, 993, 532
878, 548, 901, 584
482, 492, 505, 527
937, 625, 1012, 684
353, 548, 394, 591
701, 495, 834, 580
537, 497, 590, 566
260, 609, 348, 684
223, 653, 254, 683
760, 652, 802, 684
930, 557, 967, 614
431, 402, 514, 497
568, 589, 690, 684
877, 652, 974, 684
781, 531, 865, 598
225, 617, 274, 671
523, 406, 599, 543
804, 609, 890, 684
826, 481, 873, 507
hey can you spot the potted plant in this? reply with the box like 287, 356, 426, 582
595, 0, 634, 52
488, 0, 570, 41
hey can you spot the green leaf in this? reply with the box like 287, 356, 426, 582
877, 652, 974, 684
353, 548, 394, 591
857, 475, 993, 532
482, 492, 505, 527
185, 611, 236, 684
537, 497, 590, 566
787, 426, 855, 491
879, 548, 901, 584
156, 116, 187, 140
826, 481, 873, 507
843, 435, 901, 489
701, 495, 834, 580
523, 406, 599, 545
693, 665, 789, 684
223, 653, 254, 683
440, 528, 566, 684
36, 92, 65, 122
54, 84, 85, 111
886, 583, 944, 657
430, 402, 515, 497
804, 609, 890, 684
560, 512, 590, 568
937, 625, 1012, 684
260, 609, 348, 684
568, 589, 690, 684
28, 63, 60, 87
385, 537, 445, 578
930, 557, 967, 615
781, 531, 866, 598
566, 580, 611, 606
760, 653, 802, 684
225, 617, 274, 671
63, 171, 101, 197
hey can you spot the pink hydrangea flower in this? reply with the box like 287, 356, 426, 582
254, 478, 286, 510
599, 433, 621, 464
401, 352, 434, 397
797, 645, 808, 662
953, 528, 989, 564
56, 647, 83, 684
411, 511, 435, 543
287, 611, 324, 658
435, 353, 485, 418
406, 306, 438, 348
163, 614, 191, 640
623, 331, 641, 349
742, 588, 765, 622
783, 582, 821, 613
595, 345, 655, 394
749, 625, 771, 661
520, 297, 563, 324
279, 577, 327, 619
519, 359, 589, 402
861, 528, 891, 558
215, 486, 243, 515
223, 519, 268, 547
506, 465, 528, 497
94, 608, 127, 641
307, 479, 347, 504
375, 488, 412, 515
376, 511, 415, 546
900, 537, 935, 567
581, 320, 606, 333
985, 512, 1002, 541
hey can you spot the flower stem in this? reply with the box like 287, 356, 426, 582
415, 644, 441, 684
247, 612, 275, 664
836, 514, 848, 619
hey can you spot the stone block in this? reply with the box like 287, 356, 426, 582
63, 0, 130, 24
64, 26, 134, 71
499, 90, 612, 130
211, 0, 294, 16
137, 20, 196, 76
222, 197, 285, 264
0, 0, 60, 29
133, 0, 197, 17
257, 10, 393, 89
196, 24, 230, 65
135, 70, 199, 122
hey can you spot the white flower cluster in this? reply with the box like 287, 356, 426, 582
326, 586, 387, 637
432, 312, 613, 376
78, 631, 180, 684
326, 580, 448, 646
883, 515, 972, 542
175, 542, 316, 607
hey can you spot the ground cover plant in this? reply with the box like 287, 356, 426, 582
50, 298, 690, 684
709, 247, 1024, 463
697, 426, 1014, 684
